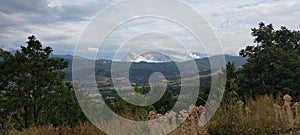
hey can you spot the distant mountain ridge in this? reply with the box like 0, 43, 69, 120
55, 54, 247, 81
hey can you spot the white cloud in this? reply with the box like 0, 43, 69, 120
47, 0, 62, 8
188, 52, 201, 59
184, 0, 300, 54
88, 47, 99, 52
0, 0, 299, 58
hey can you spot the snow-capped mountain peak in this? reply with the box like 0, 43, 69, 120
122, 51, 207, 63
127, 51, 172, 63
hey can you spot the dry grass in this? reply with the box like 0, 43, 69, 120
9, 94, 300, 135
9, 123, 106, 135
147, 105, 209, 135
169, 105, 209, 135
9, 105, 208, 135
207, 94, 300, 135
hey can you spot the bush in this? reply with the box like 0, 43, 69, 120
207, 94, 300, 135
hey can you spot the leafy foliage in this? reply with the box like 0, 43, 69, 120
0, 36, 85, 130
196, 62, 239, 106
105, 86, 176, 121
239, 22, 300, 98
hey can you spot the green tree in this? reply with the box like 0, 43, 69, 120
0, 36, 85, 129
153, 90, 175, 113
134, 86, 149, 94
226, 62, 237, 82
197, 62, 239, 105
224, 62, 239, 103
239, 22, 300, 97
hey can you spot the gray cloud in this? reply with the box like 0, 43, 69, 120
0, 0, 110, 54
0, 0, 299, 57
189, 0, 300, 54
0, 0, 48, 14
0, 0, 109, 23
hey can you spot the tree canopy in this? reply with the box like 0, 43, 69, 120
239, 22, 300, 98
0, 36, 85, 131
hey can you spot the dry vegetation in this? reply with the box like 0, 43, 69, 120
207, 94, 300, 135
9, 123, 105, 135
9, 94, 300, 135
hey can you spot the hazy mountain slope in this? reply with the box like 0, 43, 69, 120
59, 54, 246, 83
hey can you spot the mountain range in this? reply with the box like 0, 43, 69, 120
53, 54, 247, 83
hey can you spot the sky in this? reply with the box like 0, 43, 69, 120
0, 0, 299, 60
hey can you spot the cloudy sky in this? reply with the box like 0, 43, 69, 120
0, 0, 299, 60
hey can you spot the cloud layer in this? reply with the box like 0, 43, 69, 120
0, 0, 299, 59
